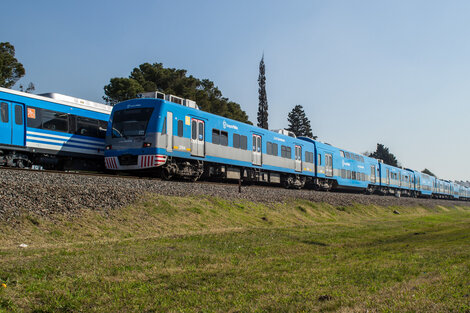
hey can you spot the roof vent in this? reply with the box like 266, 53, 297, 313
137, 91, 165, 99
271, 129, 296, 138
136, 91, 199, 109
38, 92, 111, 111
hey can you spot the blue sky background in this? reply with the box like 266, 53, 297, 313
2, 0, 470, 180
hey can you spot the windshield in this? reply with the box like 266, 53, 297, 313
112, 107, 154, 138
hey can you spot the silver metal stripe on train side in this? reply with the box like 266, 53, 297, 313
156, 133, 298, 171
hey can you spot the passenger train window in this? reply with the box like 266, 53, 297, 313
98, 121, 107, 138
240, 135, 247, 150
76, 116, 100, 137
1, 102, 8, 123
212, 129, 220, 145
233, 134, 240, 148
220, 131, 228, 146
25, 106, 106, 138
26, 107, 42, 128
42, 110, 68, 132
177, 120, 183, 137
267, 142, 272, 155
340, 151, 344, 158
191, 120, 197, 140
272, 143, 278, 156
14, 105, 23, 125
318, 154, 321, 165
305, 151, 314, 163
161, 119, 166, 134
198, 122, 204, 141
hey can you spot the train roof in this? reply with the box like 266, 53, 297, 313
0, 87, 112, 115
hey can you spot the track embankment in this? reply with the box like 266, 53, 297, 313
0, 168, 467, 220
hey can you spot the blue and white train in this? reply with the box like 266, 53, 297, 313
104, 92, 469, 200
0, 87, 112, 169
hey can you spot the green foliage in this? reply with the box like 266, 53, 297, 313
0, 42, 25, 88
103, 78, 144, 105
369, 143, 398, 167
103, 62, 250, 124
287, 104, 314, 137
422, 168, 436, 177
257, 55, 268, 129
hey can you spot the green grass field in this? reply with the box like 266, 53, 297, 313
1, 195, 469, 312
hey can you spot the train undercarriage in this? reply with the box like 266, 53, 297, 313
0, 147, 103, 171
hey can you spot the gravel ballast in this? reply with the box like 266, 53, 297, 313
0, 168, 467, 220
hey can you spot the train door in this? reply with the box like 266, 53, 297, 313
386, 169, 390, 185
12, 103, 25, 146
370, 165, 376, 183
325, 153, 333, 177
190, 118, 205, 157
166, 112, 173, 152
0, 101, 10, 145
252, 134, 262, 166
295, 145, 302, 172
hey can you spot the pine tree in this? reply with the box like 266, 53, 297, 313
257, 54, 268, 129
369, 143, 398, 167
287, 105, 314, 137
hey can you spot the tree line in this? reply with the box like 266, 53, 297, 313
0, 42, 435, 176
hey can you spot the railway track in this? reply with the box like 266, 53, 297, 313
0, 166, 258, 191
1, 166, 468, 222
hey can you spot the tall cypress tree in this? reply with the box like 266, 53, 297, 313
287, 105, 314, 138
257, 54, 268, 129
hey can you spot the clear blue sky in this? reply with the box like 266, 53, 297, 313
2, 0, 470, 180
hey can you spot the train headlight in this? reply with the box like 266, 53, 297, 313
105, 145, 112, 150
143, 142, 152, 148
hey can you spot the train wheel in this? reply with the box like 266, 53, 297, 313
161, 167, 173, 180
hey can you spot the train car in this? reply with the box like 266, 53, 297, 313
398, 168, 413, 196
377, 162, 403, 195
461, 185, 470, 200
420, 173, 435, 197
451, 182, 460, 200
434, 178, 452, 199
105, 95, 315, 188
0, 87, 112, 169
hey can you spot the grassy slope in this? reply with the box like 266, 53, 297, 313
0, 195, 469, 312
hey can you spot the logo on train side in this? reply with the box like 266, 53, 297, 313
27, 108, 36, 119
223, 120, 238, 130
